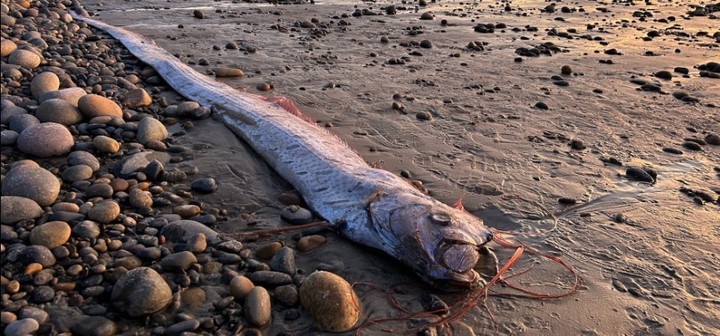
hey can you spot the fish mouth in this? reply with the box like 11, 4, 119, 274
429, 269, 484, 292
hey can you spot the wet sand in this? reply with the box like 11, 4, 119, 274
58, 0, 720, 334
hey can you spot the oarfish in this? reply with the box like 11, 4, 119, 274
70, 10, 494, 289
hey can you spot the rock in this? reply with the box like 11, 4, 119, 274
68, 151, 101, 171
88, 201, 121, 224
93, 135, 120, 153
8, 49, 41, 69
705, 133, 720, 146
121, 151, 170, 177
136, 117, 167, 144
35, 99, 83, 125
274, 284, 299, 307
72, 221, 101, 239
297, 235, 327, 252
9, 113, 40, 133
1, 196, 43, 224
70, 316, 117, 336
269, 247, 297, 276
229, 275, 255, 299
78, 94, 123, 119
1, 130, 19, 145
299, 271, 360, 332
165, 319, 199, 336
280, 205, 313, 225
111, 267, 172, 317
17, 122, 74, 157
191, 177, 217, 193
160, 220, 219, 244
214, 67, 244, 77
419, 40, 433, 49
174, 205, 201, 218
2, 165, 60, 206
39, 87, 87, 106
4, 318, 39, 336
420, 12, 433, 20
626, 167, 655, 183
17, 306, 48, 324
30, 221, 71, 249
186, 233, 207, 253
31, 72, 60, 99
61, 164, 93, 182
244, 287, 271, 327
256, 241, 283, 260
682, 141, 703, 151
247, 271, 293, 287
32, 285, 55, 302
129, 188, 153, 208
20, 245, 56, 268
85, 184, 114, 199
1, 105, 27, 125
122, 88, 152, 109
1, 39, 17, 57
160, 251, 197, 272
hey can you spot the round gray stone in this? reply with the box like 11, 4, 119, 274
61, 164, 93, 182
17, 122, 74, 157
39, 87, 88, 106
136, 117, 168, 144
1, 130, 19, 145
1, 196, 43, 224
111, 267, 172, 317
20, 245, 56, 267
72, 220, 101, 239
68, 150, 101, 172
2, 165, 60, 206
35, 98, 83, 125
4, 318, 39, 336
8, 113, 40, 133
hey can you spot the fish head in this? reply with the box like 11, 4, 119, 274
369, 192, 493, 290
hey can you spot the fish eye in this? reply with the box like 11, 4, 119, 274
430, 212, 453, 226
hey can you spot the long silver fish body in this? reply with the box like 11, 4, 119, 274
71, 11, 494, 289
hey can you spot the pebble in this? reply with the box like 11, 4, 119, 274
111, 267, 172, 316
160, 220, 219, 244
174, 204, 201, 218
93, 135, 121, 153
88, 201, 121, 224
280, 205, 314, 225
39, 87, 87, 105
655, 70, 673, 80
8, 49, 41, 69
9, 113, 40, 133
160, 251, 198, 272
416, 111, 433, 121
122, 88, 152, 109
29, 72, 60, 99
229, 275, 255, 299
297, 235, 327, 252
256, 241, 283, 260
19, 245, 56, 267
17, 122, 74, 157
1, 196, 43, 224
191, 177, 217, 193
78, 94, 123, 119
682, 141, 703, 151
85, 183, 114, 198
70, 315, 117, 336
705, 133, 720, 146
420, 40, 433, 48
2, 165, 60, 206
626, 167, 655, 183
420, 12, 434, 20
129, 188, 153, 208
35, 99, 83, 125
1, 130, 19, 145
166, 319, 200, 336
62, 164, 93, 182
0, 311, 16, 325
269, 247, 297, 276
68, 150, 101, 171
136, 117, 168, 144
0, 39, 17, 57
247, 271, 293, 287
4, 318, 39, 336
17, 306, 49, 324
29, 221, 71, 249
299, 271, 360, 332
245, 287, 271, 327
186, 233, 207, 253
274, 284, 299, 307
214, 67, 245, 77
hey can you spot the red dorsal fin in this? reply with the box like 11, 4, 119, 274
261, 96, 316, 125
452, 196, 465, 211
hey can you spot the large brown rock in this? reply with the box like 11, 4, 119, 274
78, 94, 123, 119
111, 267, 172, 316
30, 72, 60, 99
8, 49, 41, 69
299, 271, 360, 332
29, 221, 71, 249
